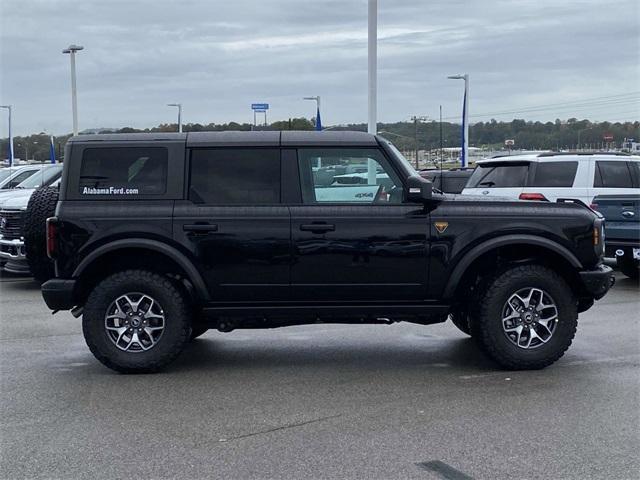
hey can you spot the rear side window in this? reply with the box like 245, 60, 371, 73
467, 163, 529, 188
442, 175, 472, 193
594, 161, 634, 188
531, 161, 578, 187
189, 148, 280, 204
79, 148, 168, 195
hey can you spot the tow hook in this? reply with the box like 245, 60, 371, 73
71, 306, 84, 318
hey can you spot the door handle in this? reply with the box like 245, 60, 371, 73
621, 211, 635, 218
300, 223, 335, 233
183, 223, 219, 233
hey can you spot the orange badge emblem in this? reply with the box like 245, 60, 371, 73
434, 221, 448, 234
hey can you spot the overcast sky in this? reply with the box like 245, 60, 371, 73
1, 0, 638, 136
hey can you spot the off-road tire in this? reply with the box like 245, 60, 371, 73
450, 311, 472, 336
617, 252, 639, 280
470, 264, 577, 370
190, 325, 209, 340
83, 270, 191, 373
24, 186, 59, 283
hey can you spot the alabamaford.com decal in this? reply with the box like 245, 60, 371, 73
82, 186, 140, 195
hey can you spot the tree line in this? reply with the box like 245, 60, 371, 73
2, 118, 638, 162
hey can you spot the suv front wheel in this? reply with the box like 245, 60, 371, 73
471, 265, 577, 370
83, 270, 191, 373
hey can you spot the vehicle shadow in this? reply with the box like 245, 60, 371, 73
171, 331, 498, 375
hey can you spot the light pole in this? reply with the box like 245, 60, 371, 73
410, 115, 429, 169
303, 96, 322, 130
62, 45, 84, 136
447, 73, 469, 167
368, 0, 377, 135
367, 0, 378, 186
0, 105, 13, 166
167, 103, 182, 132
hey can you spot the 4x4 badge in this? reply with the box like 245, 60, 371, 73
434, 221, 448, 234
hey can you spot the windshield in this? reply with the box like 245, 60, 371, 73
16, 165, 63, 189
0, 169, 12, 182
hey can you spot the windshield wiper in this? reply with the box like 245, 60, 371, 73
478, 181, 495, 187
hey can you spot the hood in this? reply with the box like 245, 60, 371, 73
0, 189, 35, 210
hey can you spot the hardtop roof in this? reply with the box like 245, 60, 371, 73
478, 152, 637, 164
68, 130, 379, 147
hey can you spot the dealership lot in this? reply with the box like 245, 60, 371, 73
1, 271, 638, 480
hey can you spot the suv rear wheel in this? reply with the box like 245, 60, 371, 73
83, 270, 191, 373
471, 265, 577, 370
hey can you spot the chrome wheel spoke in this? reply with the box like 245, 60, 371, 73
105, 293, 165, 353
502, 287, 558, 350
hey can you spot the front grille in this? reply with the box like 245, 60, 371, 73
0, 210, 26, 240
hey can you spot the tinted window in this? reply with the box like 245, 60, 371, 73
298, 148, 403, 204
3, 169, 36, 189
594, 161, 633, 188
442, 174, 473, 193
467, 163, 529, 188
531, 161, 578, 187
79, 148, 167, 195
189, 148, 280, 204
629, 161, 640, 187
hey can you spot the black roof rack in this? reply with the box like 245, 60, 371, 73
537, 151, 631, 157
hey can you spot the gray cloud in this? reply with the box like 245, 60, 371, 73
1, 0, 638, 135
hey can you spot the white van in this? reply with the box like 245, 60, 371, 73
461, 153, 640, 205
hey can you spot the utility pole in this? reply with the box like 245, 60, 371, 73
62, 45, 84, 136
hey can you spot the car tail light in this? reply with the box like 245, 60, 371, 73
46, 217, 58, 259
519, 193, 548, 201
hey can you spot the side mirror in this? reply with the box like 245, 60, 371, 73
406, 175, 432, 203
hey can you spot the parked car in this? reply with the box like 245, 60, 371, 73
0, 164, 48, 190
0, 165, 63, 274
461, 152, 640, 204
41, 131, 612, 373
592, 194, 640, 279
420, 168, 474, 194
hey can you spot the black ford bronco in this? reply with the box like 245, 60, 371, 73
41, 131, 613, 373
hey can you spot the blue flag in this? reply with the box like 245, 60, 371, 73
460, 90, 466, 167
49, 136, 56, 164
316, 107, 322, 131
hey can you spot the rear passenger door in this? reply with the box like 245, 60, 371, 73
523, 160, 583, 202
173, 147, 291, 302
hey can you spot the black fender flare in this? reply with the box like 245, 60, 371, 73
442, 234, 583, 299
72, 238, 210, 301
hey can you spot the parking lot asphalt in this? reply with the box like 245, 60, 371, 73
0, 271, 638, 480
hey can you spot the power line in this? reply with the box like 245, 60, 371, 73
442, 92, 640, 120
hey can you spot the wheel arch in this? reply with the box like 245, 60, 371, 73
443, 235, 583, 301
72, 239, 210, 304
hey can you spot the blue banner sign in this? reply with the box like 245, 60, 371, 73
251, 103, 269, 111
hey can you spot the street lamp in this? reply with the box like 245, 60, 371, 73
303, 96, 322, 130
368, 0, 377, 135
447, 73, 469, 167
0, 105, 13, 166
167, 103, 182, 133
62, 44, 84, 136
